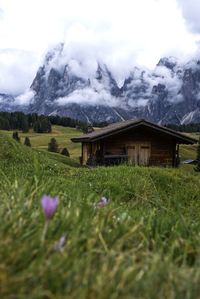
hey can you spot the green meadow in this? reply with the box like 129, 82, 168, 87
0, 127, 200, 299
0, 125, 82, 159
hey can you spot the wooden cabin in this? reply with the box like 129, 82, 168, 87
71, 119, 197, 167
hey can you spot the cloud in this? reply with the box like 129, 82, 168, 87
0, 0, 199, 94
128, 98, 149, 108
56, 87, 118, 107
45, 41, 99, 80
0, 49, 40, 95
0, 9, 3, 18
177, 0, 200, 33
15, 89, 35, 105
153, 65, 182, 98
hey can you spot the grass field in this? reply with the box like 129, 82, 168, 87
180, 132, 199, 161
0, 128, 200, 298
0, 125, 82, 159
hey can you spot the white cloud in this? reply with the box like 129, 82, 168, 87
56, 87, 118, 106
15, 89, 35, 105
0, 49, 40, 95
0, 8, 3, 18
128, 98, 149, 107
0, 0, 199, 94
177, 0, 200, 33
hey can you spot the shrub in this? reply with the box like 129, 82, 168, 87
24, 137, 31, 147
12, 131, 20, 142
48, 138, 59, 153
61, 147, 70, 157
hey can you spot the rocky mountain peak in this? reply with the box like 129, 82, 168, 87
44, 43, 64, 66
157, 56, 178, 71
2, 44, 200, 125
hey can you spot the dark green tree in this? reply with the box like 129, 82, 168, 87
48, 138, 59, 153
40, 117, 52, 133
12, 131, 20, 142
61, 147, 70, 157
33, 117, 52, 133
195, 137, 200, 172
24, 136, 31, 147
0, 117, 10, 130
33, 120, 41, 133
21, 118, 29, 133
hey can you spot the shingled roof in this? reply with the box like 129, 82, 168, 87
71, 119, 197, 144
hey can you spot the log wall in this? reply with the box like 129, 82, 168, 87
84, 127, 177, 167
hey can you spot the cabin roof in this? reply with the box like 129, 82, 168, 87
71, 119, 197, 144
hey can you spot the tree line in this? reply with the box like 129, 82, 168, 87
0, 112, 51, 133
0, 112, 93, 133
165, 123, 200, 132
2, 112, 200, 133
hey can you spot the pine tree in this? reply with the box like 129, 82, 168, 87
33, 120, 42, 133
48, 138, 59, 153
12, 131, 20, 142
24, 137, 31, 147
61, 147, 70, 157
21, 118, 29, 133
0, 117, 10, 130
195, 137, 200, 172
33, 117, 52, 133
40, 117, 51, 133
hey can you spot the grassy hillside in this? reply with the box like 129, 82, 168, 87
179, 132, 199, 160
0, 133, 80, 179
0, 132, 200, 298
0, 125, 82, 159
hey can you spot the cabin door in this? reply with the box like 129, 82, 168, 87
127, 143, 150, 166
127, 145, 138, 165
138, 144, 151, 166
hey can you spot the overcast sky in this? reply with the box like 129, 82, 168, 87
0, 0, 200, 95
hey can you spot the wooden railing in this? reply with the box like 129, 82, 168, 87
103, 154, 128, 166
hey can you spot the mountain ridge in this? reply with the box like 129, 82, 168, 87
1, 44, 200, 124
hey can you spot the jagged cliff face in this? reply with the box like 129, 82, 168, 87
2, 44, 200, 124
28, 44, 126, 123
0, 93, 21, 112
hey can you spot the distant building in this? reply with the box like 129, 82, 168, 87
71, 119, 197, 167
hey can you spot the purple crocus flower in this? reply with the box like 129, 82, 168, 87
96, 196, 109, 208
41, 195, 59, 220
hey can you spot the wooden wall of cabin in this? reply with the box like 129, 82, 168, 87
82, 143, 90, 165
100, 127, 177, 166
82, 142, 101, 165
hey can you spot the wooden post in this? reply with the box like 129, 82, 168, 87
81, 143, 83, 165
175, 144, 180, 167
172, 143, 176, 167
82, 143, 89, 165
